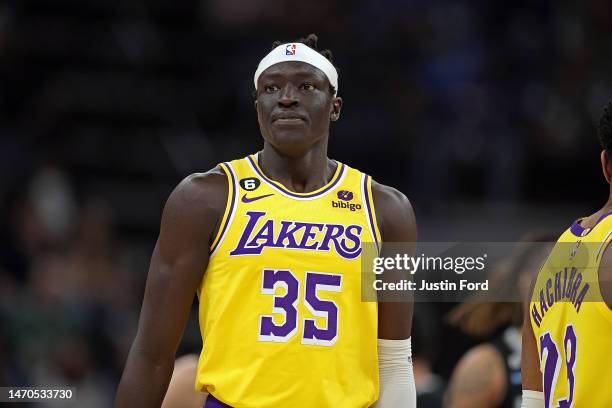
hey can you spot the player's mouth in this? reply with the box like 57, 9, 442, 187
271, 112, 307, 125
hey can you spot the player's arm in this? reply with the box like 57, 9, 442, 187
114, 169, 227, 408
371, 181, 417, 408
600, 241, 612, 311
444, 344, 506, 408
520, 279, 543, 407
372, 181, 417, 339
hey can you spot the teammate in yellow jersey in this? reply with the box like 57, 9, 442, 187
115, 34, 418, 408
521, 101, 612, 407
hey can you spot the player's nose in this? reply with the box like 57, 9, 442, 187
278, 83, 299, 107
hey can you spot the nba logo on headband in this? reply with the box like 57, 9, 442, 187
285, 44, 296, 55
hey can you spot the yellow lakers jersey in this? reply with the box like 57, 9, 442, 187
529, 212, 612, 407
195, 153, 381, 408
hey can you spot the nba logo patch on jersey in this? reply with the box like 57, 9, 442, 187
286, 44, 297, 55
569, 239, 581, 260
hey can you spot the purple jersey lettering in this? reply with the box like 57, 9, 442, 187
230, 211, 363, 259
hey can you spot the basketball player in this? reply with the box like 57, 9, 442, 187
115, 34, 417, 407
520, 102, 612, 407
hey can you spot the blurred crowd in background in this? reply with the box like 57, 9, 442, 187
1, 0, 612, 406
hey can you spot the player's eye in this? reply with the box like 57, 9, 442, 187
265, 85, 280, 93
301, 83, 315, 91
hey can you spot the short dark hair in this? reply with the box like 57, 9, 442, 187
254, 33, 338, 97
599, 101, 612, 156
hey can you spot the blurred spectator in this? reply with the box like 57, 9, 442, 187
444, 234, 555, 408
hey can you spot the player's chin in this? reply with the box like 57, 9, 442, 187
268, 125, 310, 141
268, 132, 315, 156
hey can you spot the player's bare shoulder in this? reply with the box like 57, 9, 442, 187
161, 166, 229, 243
169, 166, 227, 210
370, 179, 417, 242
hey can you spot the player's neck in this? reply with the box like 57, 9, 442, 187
597, 197, 612, 220
259, 142, 336, 194
582, 197, 612, 228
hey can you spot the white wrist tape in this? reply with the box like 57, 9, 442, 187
521, 390, 544, 408
374, 338, 416, 408
254, 43, 339, 94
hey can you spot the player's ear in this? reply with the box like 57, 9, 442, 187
601, 150, 611, 184
254, 100, 258, 111
330, 97, 342, 122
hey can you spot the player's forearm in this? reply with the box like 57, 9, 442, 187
115, 347, 175, 408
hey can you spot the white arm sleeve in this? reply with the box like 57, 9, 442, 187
521, 390, 544, 408
373, 338, 416, 408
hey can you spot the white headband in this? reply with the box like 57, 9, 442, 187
254, 43, 339, 95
